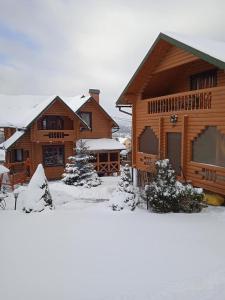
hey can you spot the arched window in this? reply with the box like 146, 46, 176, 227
192, 126, 225, 167
139, 126, 158, 155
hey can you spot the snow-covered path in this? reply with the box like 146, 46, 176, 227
1, 180, 225, 300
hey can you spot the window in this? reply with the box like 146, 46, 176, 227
139, 127, 158, 155
192, 126, 225, 167
41, 116, 64, 130
43, 145, 64, 167
79, 112, 92, 130
12, 149, 24, 162
190, 69, 217, 90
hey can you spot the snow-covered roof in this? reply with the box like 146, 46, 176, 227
0, 130, 25, 150
0, 164, 9, 174
77, 139, 126, 151
63, 95, 91, 112
0, 149, 5, 162
0, 95, 56, 128
0, 94, 91, 129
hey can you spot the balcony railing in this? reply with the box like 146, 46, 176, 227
32, 130, 76, 142
147, 89, 212, 114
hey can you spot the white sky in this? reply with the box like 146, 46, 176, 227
0, 0, 225, 124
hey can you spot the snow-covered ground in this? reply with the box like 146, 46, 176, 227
1, 177, 225, 300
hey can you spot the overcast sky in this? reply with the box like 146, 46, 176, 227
0, 0, 225, 124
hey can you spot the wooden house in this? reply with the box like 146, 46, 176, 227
0, 90, 125, 187
116, 32, 225, 195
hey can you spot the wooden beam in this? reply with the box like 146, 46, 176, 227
159, 117, 164, 159
181, 115, 188, 178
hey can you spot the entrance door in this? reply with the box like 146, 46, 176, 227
166, 132, 182, 175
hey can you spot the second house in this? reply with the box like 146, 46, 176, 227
0, 89, 125, 186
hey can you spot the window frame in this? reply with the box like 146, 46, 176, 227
12, 149, 24, 162
79, 111, 92, 131
192, 126, 225, 168
42, 145, 65, 167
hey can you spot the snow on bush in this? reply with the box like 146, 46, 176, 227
109, 164, 138, 211
23, 164, 53, 213
62, 140, 101, 188
142, 159, 206, 213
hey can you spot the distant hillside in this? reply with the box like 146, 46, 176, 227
113, 123, 131, 138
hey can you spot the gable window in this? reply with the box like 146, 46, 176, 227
190, 69, 217, 90
192, 126, 225, 167
43, 145, 64, 167
79, 112, 92, 130
41, 116, 64, 130
139, 127, 158, 155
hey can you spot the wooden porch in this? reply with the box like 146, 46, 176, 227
92, 151, 121, 175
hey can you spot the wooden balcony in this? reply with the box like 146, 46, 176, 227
147, 88, 214, 114
31, 130, 76, 142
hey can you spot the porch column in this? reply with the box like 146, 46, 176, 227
133, 168, 138, 187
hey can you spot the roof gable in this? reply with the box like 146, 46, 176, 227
116, 32, 225, 105
0, 95, 90, 129
77, 97, 119, 128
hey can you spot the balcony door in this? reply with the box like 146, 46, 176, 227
166, 132, 181, 175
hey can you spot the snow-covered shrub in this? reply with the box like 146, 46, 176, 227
23, 164, 53, 213
62, 140, 101, 188
176, 182, 206, 213
109, 164, 138, 211
0, 186, 8, 209
143, 159, 205, 213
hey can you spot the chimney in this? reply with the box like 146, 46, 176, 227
89, 89, 100, 103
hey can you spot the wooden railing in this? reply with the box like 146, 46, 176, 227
192, 162, 225, 183
32, 130, 76, 142
94, 161, 120, 174
4, 159, 31, 189
147, 89, 212, 114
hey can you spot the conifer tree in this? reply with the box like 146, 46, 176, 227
143, 159, 205, 213
110, 164, 138, 211
62, 140, 101, 188
23, 164, 53, 213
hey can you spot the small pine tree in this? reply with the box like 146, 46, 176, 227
143, 159, 205, 213
62, 140, 101, 188
118, 164, 133, 193
109, 164, 138, 211
23, 164, 53, 213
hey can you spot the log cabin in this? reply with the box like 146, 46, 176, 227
0, 89, 125, 187
116, 32, 225, 195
